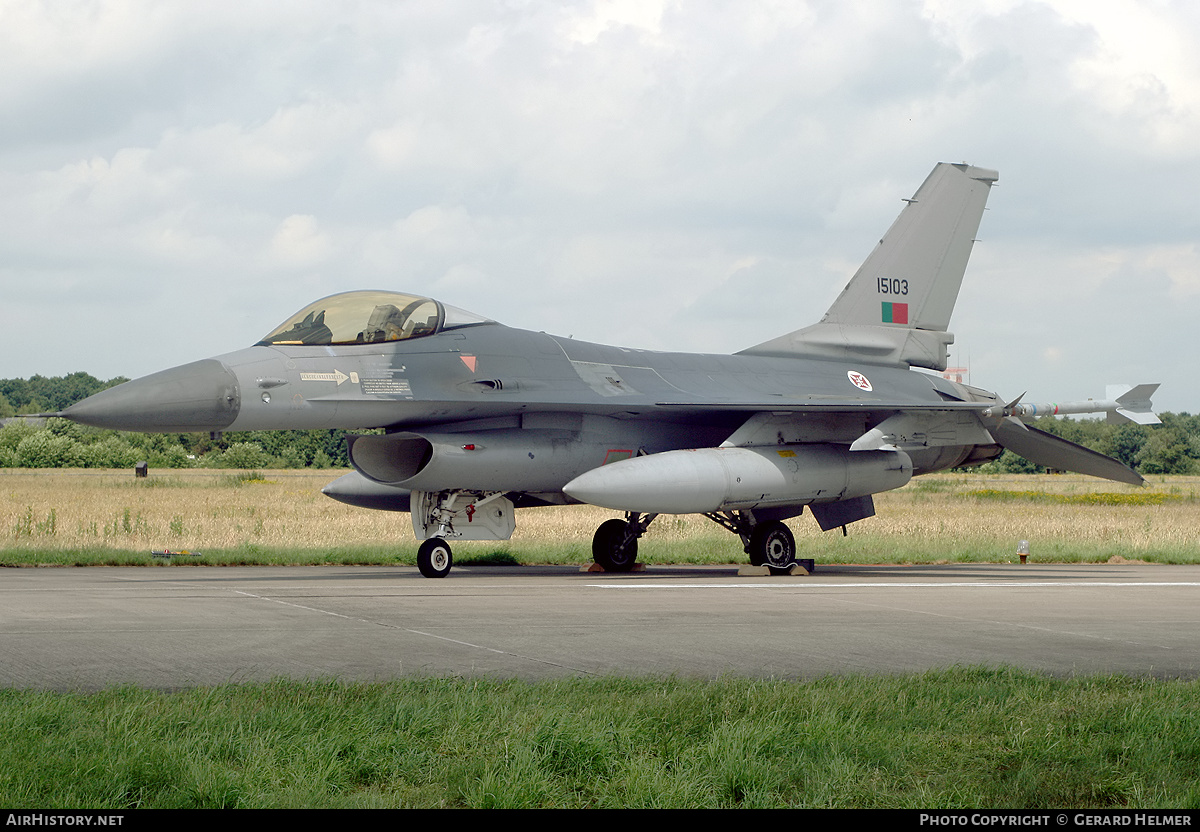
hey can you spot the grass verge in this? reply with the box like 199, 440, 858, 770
2, 668, 1198, 809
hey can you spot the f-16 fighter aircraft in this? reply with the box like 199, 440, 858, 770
58, 163, 1159, 577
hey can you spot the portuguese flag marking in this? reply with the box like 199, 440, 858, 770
882, 302, 909, 324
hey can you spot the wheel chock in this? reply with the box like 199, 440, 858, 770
740, 561, 814, 577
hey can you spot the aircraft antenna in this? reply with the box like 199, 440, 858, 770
942, 365, 969, 385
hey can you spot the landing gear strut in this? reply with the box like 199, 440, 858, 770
591, 512, 657, 572
705, 511, 799, 572
590, 510, 801, 573
410, 489, 516, 578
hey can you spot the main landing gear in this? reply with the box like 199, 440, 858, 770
591, 512, 657, 572
747, 521, 797, 570
588, 511, 800, 573
708, 512, 799, 573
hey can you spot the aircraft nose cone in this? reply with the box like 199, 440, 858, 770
61, 359, 241, 432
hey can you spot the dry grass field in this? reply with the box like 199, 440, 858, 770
2, 467, 1199, 565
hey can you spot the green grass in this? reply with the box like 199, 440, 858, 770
2, 669, 1199, 808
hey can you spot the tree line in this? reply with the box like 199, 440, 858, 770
1, 372, 1197, 474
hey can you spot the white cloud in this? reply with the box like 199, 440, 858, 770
567, 0, 668, 44
0, 0, 1196, 410
1122, 243, 1200, 299
267, 214, 333, 269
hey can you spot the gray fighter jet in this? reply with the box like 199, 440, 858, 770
58, 162, 1159, 577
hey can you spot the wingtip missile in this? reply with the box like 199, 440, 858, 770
1107, 383, 1161, 426
984, 385, 1160, 426
977, 384, 1161, 486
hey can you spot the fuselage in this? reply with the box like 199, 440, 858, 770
62, 319, 1003, 484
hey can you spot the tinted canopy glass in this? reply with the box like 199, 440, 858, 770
258, 291, 492, 346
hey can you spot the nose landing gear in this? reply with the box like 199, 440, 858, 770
417, 538, 453, 578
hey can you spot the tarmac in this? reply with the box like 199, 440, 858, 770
3, 562, 1199, 690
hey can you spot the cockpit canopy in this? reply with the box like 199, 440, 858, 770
258, 290, 494, 347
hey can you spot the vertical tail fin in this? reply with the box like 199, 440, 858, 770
740, 162, 998, 371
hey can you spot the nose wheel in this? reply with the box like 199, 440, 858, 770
417, 538, 453, 578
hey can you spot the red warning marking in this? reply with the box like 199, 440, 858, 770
461, 355, 477, 372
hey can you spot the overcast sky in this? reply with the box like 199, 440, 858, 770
3, 0, 1197, 413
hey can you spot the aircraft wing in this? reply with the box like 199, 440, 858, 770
661, 399, 1144, 486
991, 417, 1145, 486
654, 400, 990, 412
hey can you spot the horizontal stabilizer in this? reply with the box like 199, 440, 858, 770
993, 418, 1144, 486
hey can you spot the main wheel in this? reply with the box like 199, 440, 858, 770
748, 521, 796, 570
592, 518, 638, 572
417, 538, 453, 578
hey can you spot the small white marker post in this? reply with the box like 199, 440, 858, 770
1017, 540, 1029, 565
